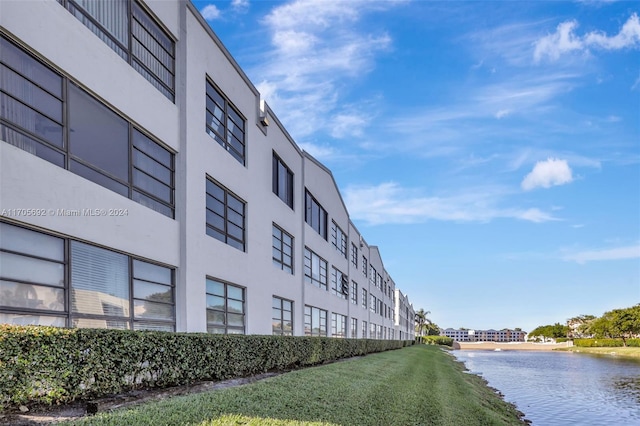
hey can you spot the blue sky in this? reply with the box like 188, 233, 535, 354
192, 0, 640, 332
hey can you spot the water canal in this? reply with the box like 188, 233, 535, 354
454, 350, 640, 425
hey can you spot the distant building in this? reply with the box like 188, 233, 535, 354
440, 328, 526, 342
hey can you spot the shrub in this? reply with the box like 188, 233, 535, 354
0, 325, 414, 410
574, 338, 640, 347
418, 335, 454, 347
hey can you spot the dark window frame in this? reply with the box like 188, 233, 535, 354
206, 78, 246, 165
272, 296, 293, 336
272, 224, 293, 274
0, 35, 175, 218
0, 221, 175, 331
331, 312, 347, 338
304, 247, 328, 290
304, 190, 327, 240
330, 221, 347, 258
205, 177, 246, 251
272, 152, 294, 209
330, 267, 348, 300
304, 305, 327, 337
57, 0, 175, 101
205, 277, 245, 334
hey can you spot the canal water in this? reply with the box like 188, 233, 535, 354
454, 350, 640, 425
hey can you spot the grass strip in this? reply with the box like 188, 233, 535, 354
66, 345, 526, 426
555, 346, 640, 359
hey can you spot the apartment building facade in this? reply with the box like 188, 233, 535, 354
0, 0, 415, 340
440, 328, 526, 342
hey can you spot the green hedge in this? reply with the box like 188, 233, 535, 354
574, 338, 640, 347
0, 325, 413, 410
417, 335, 454, 347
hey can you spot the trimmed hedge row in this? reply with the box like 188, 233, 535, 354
0, 325, 413, 410
573, 338, 640, 347
417, 335, 454, 347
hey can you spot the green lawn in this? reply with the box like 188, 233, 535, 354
66, 345, 526, 426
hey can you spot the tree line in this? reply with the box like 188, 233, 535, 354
530, 304, 640, 347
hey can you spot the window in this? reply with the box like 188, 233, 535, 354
206, 79, 245, 164
331, 313, 346, 338
0, 36, 175, 217
206, 278, 245, 334
369, 322, 376, 339
71, 241, 175, 330
304, 190, 327, 239
331, 221, 347, 258
362, 256, 368, 278
351, 243, 358, 268
377, 325, 383, 340
351, 318, 357, 338
304, 247, 327, 290
362, 320, 367, 338
377, 273, 383, 290
272, 224, 293, 274
0, 222, 175, 330
272, 296, 293, 336
59, 0, 175, 101
350, 281, 358, 305
304, 305, 327, 336
379, 300, 383, 317
361, 288, 367, 309
206, 178, 245, 251
273, 153, 293, 208
370, 266, 377, 288
330, 267, 348, 300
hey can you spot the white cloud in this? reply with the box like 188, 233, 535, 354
495, 109, 511, 119
251, 0, 399, 141
200, 4, 221, 21
343, 182, 558, 225
562, 244, 640, 264
231, 0, 249, 13
521, 158, 573, 191
534, 13, 640, 62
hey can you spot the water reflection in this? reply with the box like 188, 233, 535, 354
454, 350, 640, 425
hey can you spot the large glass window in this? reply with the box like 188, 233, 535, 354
350, 281, 358, 305
272, 224, 293, 274
304, 305, 327, 337
362, 288, 367, 309
304, 190, 327, 240
0, 222, 175, 330
331, 221, 347, 258
0, 36, 175, 217
206, 278, 245, 334
362, 320, 367, 339
304, 247, 327, 290
206, 79, 245, 165
272, 296, 293, 336
351, 317, 357, 339
59, 0, 175, 101
369, 322, 376, 339
206, 178, 246, 251
331, 313, 346, 338
330, 267, 348, 300
273, 153, 293, 209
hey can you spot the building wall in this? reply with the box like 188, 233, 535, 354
0, 0, 416, 339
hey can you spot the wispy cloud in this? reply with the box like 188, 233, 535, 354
231, 0, 249, 13
521, 158, 574, 191
253, 0, 401, 140
344, 182, 558, 225
562, 244, 640, 263
534, 13, 640, 62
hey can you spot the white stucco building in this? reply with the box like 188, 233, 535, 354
0, 0, 415, 340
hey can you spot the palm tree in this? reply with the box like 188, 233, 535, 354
415, 309, 431, 337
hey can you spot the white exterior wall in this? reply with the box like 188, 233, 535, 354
0, 0, 416, 339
